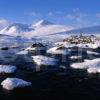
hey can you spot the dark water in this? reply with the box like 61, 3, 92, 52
0, 48, 100, 99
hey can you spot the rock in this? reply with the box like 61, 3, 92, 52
25, 43, 46, 51
47, 46, 70, 55
1, 47, 9, 50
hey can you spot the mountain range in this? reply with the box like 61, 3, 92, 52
0, 19, 100, 46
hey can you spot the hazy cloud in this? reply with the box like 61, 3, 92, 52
65, 9, 88, 22
64, 8, 92, 28
48, 11, 63, 17
25, 11, 41, 17
96, 13, 100, 18
48, 12, 54, 16
0, 19, 9, 29
24, 9, 98, 28
0, 19, 9, 25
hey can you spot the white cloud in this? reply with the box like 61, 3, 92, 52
47, 10, 92, 28
0, 19, 9, 29
65, 12, 88, 22
48, 11, 63, 17
48, 10, 87, 23
96, 13, 100, 18
25, 11, 41, 17
48, 12, 54, 16
64, 8, 91, 28
0, 19, 9, 25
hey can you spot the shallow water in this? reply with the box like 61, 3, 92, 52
0, 48, 100, 99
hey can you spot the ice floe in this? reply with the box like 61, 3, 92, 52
0, 65, 16, 74
32, 55, 58, 66
1, 78, 31, 90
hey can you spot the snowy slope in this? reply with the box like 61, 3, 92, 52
39, 25, 100, 44
1, 20, 100, 38
66, 25, 100, 35
17, 20, 73, 39
0, 23, 34, 36
24, 24, 73, 38
32, 20, 53, 28
0, 20, 73, 38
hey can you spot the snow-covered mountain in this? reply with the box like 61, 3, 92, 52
25, 25, 73, 38
31, 20, 53, 28
0, 20, 71, 47
29, 23, 100, 44
0, 19, 100, 46
23, 20, 73, 38
0, 20, 73, 38
0, 23, 34, 36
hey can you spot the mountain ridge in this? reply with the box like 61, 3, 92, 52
0, 20, 100, 39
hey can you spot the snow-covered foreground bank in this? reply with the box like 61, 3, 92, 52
1, 78, 31, 90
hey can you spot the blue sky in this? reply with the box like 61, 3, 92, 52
0, 0, 100, 27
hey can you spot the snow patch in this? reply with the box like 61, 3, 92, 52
32, 20, 53, 28
87, 50, 100, 55
70, 62, 88, 69
25, 46, 45, 51
69, 56, 82, 60
32, 55, 58, 66
87, 67, 100, 74
16, 50, 28, 55
47, 46, 70, 55
71, 58, 100, 74
1, 78, 31, 90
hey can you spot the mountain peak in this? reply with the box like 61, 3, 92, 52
0, 23, 34, 34
7, 23, 29, 29
33, 20, 53, 27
